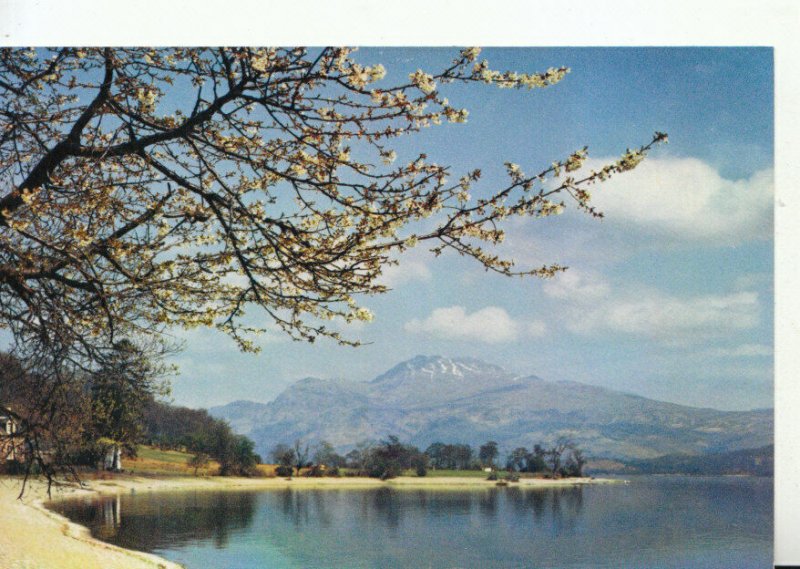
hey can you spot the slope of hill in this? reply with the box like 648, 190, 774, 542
210, 355, 773, 461
621, 445, 774, 476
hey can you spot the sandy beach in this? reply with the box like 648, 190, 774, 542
0, 474, 617, 569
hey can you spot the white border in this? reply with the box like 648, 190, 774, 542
1, 0, 798, 564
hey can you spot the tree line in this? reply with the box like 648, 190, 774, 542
270, 436, 587, 480
141, 401, 261, 476
1, 348, 261, 480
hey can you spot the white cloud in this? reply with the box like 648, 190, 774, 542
582, 157, 772, 243
404, 305, 546, 344
543, 270, 760, 342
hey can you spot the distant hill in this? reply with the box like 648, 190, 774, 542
210, 355, 773, 461
621, 445, 774, 476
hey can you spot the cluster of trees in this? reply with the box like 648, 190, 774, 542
269, 436, 587, 480
272, 437, 426, 480
1, 346, 261, 480
1, 344, 167, 481
505, 438, 587, 478
142, 401, 261, 476
425, 442, 482, 470
426, 438, 585, 477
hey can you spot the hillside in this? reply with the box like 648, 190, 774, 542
621, 445, 774, 476
210, 355, 773, 461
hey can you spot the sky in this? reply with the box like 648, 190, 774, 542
161, 47, 774, 412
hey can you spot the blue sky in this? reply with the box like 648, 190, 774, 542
163, 47, 773, 412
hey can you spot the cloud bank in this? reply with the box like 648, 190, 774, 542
543, 270, 760, 342
585, 157, 772, 243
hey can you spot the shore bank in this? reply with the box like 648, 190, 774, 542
0, 473, 619, 569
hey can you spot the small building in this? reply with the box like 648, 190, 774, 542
2, 413, 18, 436
0, 412, 24, 462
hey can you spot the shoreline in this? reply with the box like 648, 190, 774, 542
1, 473, 620, 569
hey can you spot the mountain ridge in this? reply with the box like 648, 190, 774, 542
209, 355, 772, 461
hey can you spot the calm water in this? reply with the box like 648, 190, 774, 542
51, 476, 772, 569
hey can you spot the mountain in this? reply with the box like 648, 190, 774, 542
209, 355, 773, 461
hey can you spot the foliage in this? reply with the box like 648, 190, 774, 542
424, 442, 474, 470
504, 440, 585, 478
304, 463, 340, 477
81, 340, 168, 467
141, 399, 260, 476
293, 439, 310, 476
478, 440, 499, 468
1, 347, 166, 487
188, 452, 210, 476
313, 440, 346, 468
362, 435, 427, 479
270, 443, 296, 468
275, 465, 294, 477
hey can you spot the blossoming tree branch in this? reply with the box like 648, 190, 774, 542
0, 46, 665, 371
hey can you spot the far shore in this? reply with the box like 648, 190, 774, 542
0, 473, 621, 569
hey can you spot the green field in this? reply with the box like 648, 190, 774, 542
135, 445, 194, 464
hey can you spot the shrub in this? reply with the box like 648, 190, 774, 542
275, 465, 293, 477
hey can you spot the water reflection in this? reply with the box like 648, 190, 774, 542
50, 477, 773, 569
55, 490, 257, 551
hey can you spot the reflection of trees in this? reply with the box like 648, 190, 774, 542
278, 489, 334, 529
53, 491, 257, 551
505, 486, 584, 531
478, 490, 498, 519
372, 487, 400, 529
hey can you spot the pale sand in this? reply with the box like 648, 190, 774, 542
0, 474, 619, 569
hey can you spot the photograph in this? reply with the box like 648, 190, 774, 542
0, 4, 794, 568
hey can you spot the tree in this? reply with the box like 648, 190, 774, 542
85, 339, 168, 470
527, 444, 548, 473
479, 440, 499, 469
293, 439, 310, 476
506, 446, 529, 472
345, 439, 374, 473
564, 447, 587, 478
424, 442, 446, 470
271, 443, 295, 477
188, 452, 210, 476
364, 435, 424, 479
546, 437, 574, 478
313, 440, 345, 468
0, 47, 664, 476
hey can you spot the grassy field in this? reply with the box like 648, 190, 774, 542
125, 445, 218, 476
125, 445, 279, 477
